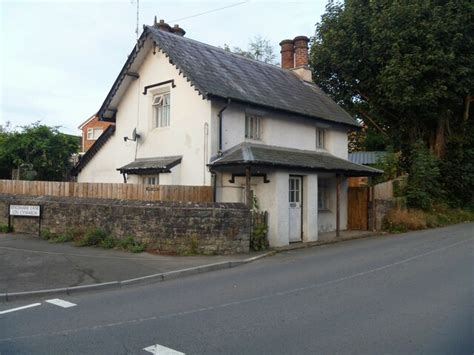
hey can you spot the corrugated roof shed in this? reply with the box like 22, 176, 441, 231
348, 151, 387, 165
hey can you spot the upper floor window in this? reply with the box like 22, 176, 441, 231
245, 115, 260, 140
316, 127, 325, 149
87, 128, 93, 140
153, 93, 170, 128
86, 127, 103, 141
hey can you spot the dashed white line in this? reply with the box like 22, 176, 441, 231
0, 303, 41, 315
143, 344, 185, 354
45, 299, 77, 308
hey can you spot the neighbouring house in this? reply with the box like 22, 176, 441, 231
348, 151, 387, 186
78, 113, 114, 153
71, 18, 381, 247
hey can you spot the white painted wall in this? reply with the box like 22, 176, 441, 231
78, 40, 212, 185
213, 102, 349, 159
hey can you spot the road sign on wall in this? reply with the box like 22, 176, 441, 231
9, 205, 41, 217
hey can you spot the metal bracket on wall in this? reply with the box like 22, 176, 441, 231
229, 173, 270, 184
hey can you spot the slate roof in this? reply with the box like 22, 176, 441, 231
150, 27, 358, 126
348, 151, 387, 165
117, 156, 182, 175
210, 143, 382, 176
98, 26, 359, 128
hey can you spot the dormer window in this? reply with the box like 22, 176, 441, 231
316, 127, 325, 149
153, 93, 170, 128
245, 115, 260, 140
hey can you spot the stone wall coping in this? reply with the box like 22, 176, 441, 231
0, 193, 248, 210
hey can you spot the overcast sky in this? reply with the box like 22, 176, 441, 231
1, 0, 327, 135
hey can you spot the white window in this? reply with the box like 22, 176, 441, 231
316, 127, 325, 149
86, 128, 103, 141
318, 179, 329, 210
245, 115, 260, 140
289, 177, 301, 203
153, 93, 170, 128
86, 128, 94, 140
144, 176, 159, 185
93, 128, 103, 140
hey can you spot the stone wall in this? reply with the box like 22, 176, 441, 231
0, 194, 251, 255
374, 198, 406, 230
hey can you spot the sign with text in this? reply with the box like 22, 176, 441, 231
9, 205, 41, 217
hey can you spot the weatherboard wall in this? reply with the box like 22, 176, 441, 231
78, 43, 212, 186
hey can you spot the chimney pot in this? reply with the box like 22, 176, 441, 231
155, 19, 172, 32
172, 24, 186, 37
293, 35, 310, 68
279, 39, 294, 69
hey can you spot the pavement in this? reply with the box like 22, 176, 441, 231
0, 222, 472, 354
0, 233, 267, 296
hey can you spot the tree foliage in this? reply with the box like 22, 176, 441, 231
0, 123, 80, 181
223, 35, 277, 64
311, 0, 474, 207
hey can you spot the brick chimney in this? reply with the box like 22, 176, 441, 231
171, 24, 186, 37
279, 39, 294, 69
153, 18, 186, 36
292, 36, 312, 81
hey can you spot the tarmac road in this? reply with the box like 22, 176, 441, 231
0, 223, 473, 354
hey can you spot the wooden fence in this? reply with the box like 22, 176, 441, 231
0, 179, 213, 203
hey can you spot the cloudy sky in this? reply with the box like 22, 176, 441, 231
1, 0, 327, 135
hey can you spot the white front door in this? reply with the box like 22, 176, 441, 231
289, 176, 302, 242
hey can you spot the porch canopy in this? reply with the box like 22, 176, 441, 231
208, 142, 383, 177
209, 143, 382, 237
117, 155, 182, 175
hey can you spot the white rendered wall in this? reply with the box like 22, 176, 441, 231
78, 42, 212, 185
318, 173, 348, 233
212, 102, 349, 159
218, 170, 324, 247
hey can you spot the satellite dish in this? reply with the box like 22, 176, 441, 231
123, 128, 141, 142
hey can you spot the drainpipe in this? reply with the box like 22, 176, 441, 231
218, 98, 231, 152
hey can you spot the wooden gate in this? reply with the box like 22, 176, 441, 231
348, 187, 369, 230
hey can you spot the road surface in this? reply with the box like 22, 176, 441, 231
1, 223, 473, 354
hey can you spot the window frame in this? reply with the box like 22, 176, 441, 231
316, 127, 325, 149
152, 92, 171, 128
143, 176, 159, 185
92, 128, 103, 140
318, 179, 330, 211
245, 115, 261, 140
86, 128, 94, 140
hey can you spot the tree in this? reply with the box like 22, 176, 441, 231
311, 0, 474, 207
223, 35, 277, 64
0, 123, 80, 181
311, 0, 473, 158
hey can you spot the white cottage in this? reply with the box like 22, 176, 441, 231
72, 19, 381, 247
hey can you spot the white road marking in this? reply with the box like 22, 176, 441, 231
143, 344, 185, 354
0, 303, 41, 315
45, 299, 77, 308
0, 237, 470, 343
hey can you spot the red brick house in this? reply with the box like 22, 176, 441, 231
78, 114, 114, 153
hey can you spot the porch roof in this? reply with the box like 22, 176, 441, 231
117, 156, 182, 175
209, 143, 383, 177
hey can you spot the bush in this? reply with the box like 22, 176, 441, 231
76, 228, 108, 247
383, 208, 427, 233
100, 236, 117, 249
0, 224, 13, 233
40, 229, 56, 240
118, 236, 145, 253
49, 233, 74, 243
405, 142, 441, 210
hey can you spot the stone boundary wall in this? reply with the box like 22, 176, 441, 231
0, 194, 251, 255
